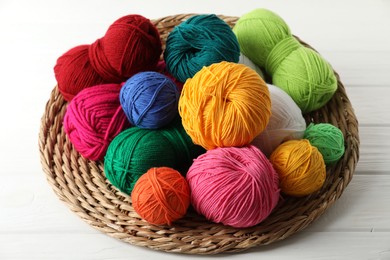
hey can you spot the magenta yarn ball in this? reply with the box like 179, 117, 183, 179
186, 145, 280, 228
63, 83, 129, 161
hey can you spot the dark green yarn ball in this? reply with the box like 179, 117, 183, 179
304, 123, 345, 165
104, 118, 204, 194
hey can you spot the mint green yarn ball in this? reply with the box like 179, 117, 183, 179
304, 123, 345, 165
233, 8, 338, 113
233, 8, 290, 67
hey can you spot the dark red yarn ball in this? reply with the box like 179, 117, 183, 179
54, 15, 162, 101
54, 45, 105, 102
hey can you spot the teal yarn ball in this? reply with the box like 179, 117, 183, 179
304, 123, 345, 165
104, 118, 204, 194
164, 14, 240, 83
233, 9, 337, 113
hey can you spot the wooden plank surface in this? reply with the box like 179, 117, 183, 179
1, 232, 390, 260
0, 0, 389, 259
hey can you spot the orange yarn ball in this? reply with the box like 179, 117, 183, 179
270, 139, 326, 197
179, 61, 271, 150
131, 167, 190, 225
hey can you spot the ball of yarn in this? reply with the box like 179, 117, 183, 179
120, 71, 180, 129
272, 47, 337, 113
179, 61, 271, 150
54, 45, 104, 101
187, 145, 280, 228
233, 8, 337, 113
251, 84, 306, 157
270, 139, 326, 197
104, 118, 204, 194
63, 83, 129, 161
55, 14, 162, 101
132, 167, 190, 225
238, 53, 265, 79
164, 14, 240, 83
234, 9, 289, 66
304, 123, 345, 165
92, 15, 161, 81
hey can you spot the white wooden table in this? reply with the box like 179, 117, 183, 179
1, 0, 389, 259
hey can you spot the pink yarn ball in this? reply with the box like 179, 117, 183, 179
187, 145, 280, 228
63, 83, 129, 161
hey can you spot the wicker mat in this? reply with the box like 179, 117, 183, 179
39, 14, 360, 254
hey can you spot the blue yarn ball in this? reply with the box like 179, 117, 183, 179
120, 71, 180, 129
164, 14, 240, 83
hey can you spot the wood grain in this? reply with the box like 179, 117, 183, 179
0, 0, 389, 258
1, 232, 389, 260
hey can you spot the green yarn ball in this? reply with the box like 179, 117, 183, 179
233, 8, 290, 66
233, 8, 337, 113
304, 123, 345, 165
272, 46, 337, 113
164, 14, 240, 83
104, 118, 204, 194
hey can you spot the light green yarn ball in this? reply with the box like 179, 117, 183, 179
304, 123, 345, 165
233, 8, 338, 113
233, 8, 290, 66
272, 47, 337, 113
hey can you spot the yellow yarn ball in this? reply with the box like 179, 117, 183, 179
270, 139, 326, 197
179, 61, 271, 150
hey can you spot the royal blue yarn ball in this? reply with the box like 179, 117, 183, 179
120, 71, 180, 129
164, 14, 240, 83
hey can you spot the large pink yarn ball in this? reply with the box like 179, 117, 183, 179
186, 145, 280, 228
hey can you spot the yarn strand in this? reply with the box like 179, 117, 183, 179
233, 8, 337, 113
132, 167, 190, 225
179, 62, 271, 150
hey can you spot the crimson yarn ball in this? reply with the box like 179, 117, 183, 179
54, 45, 104, 101
90, 15, 162, 82
54, 14, 162, 101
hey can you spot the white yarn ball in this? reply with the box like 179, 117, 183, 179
238, 53, 265, 79
251, 84, 306, 157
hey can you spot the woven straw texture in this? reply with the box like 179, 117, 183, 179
39, 14, 360, 255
